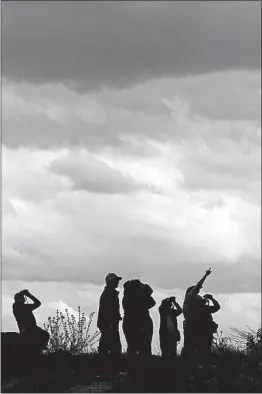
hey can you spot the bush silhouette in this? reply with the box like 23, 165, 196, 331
43, 306, 100, 355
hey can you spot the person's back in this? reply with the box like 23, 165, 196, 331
13, 302, 37, 333
122, 280, 144, 356
122, 280, 142, 323
122, 280, 156, 359
12, 290, 49, 352
182, 268, 212, 356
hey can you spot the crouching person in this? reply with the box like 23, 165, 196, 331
13, 289, 50, 353
159, 297, 182, 357
97, 273, 122, 359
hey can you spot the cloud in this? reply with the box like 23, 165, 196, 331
2, 191, 260, 292
2, 134, 260, 293
49, 150, 155, 195
2, 2, 260, 342
3, 72, 261, 155
47, 300, 80, 320
2, 74, 260, 295
178, 137, 261, 194
168, 71, 261, 121
2, 2, 260, 90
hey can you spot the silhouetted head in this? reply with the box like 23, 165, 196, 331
105, 273, 122, 289
161, 297, 174, 309
185, 286, 194, 296
185, 285, 202, 297
124, 279, 141, 291
14, 292, 25, 304
123, 280, 144, 299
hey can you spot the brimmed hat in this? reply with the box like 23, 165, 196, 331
105, 273, 122, 284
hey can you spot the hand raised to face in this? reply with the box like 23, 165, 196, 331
203, 293, 213, 300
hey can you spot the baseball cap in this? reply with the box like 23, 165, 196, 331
105, 273, 122, 284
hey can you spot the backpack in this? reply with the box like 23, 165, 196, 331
211, 321, 218, 333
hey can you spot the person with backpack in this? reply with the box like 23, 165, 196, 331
122, 279, 156, 365
159, 296, 182, 357
198, 293, 220, 353
12, 289, 49, 352
139, 282, 156, 356
182, 267, 212, 356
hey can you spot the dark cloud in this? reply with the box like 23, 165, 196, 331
2, 1, 260, 90
3, 107, 161, 156
49, 151, 156, 194
2, 112, 121, 150
3, 237, 260, 294
172, 71, 261, 122
3, 200, 261, 294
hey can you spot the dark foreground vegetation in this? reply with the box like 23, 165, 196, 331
2, 308, 261, 393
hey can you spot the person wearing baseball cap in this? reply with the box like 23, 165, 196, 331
97, 273, 122, 361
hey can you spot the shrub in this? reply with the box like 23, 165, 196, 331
43, 306, 100, 355
230, 327, 262, 358
212, 330, 236, 353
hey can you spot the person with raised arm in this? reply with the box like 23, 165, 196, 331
182, 267, 212, 357
13, 289, 49, 351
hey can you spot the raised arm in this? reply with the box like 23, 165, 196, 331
23, 289, 41, 310
189, 267, 212, 298
204, 294, 220, 313
174, 301, 182, 316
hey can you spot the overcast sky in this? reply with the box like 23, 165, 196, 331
2, 1, 261, 351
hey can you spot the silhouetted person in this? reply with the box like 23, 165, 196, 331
140, 283, 156, 356
159, 296, 182, 357
198, 293, 220, 352
12, 289, 49, 352
122, 279, 156, 364
182, 267, 212, 357
97, 273, 122, 358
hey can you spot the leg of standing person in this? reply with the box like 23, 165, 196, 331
182, 324, 192, 357
148, 317, 153, 355
110, 328, 122, 356
98, 329, 110, 356
123, 323, 138, 372
140, 318, 153, 357
174, 340, 178, 357
160, 332, 170, 358
170, 336, 178, 357
107, 328, 122, 375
